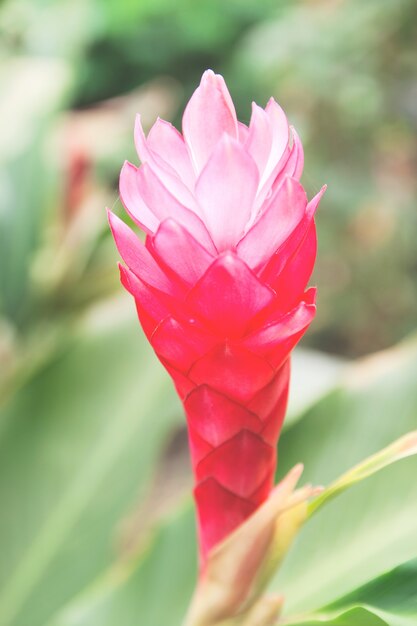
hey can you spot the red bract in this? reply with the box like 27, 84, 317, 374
109, 70, 325, 565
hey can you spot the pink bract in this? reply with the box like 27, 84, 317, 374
109, 69, 326, 565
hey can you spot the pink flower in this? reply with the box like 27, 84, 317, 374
109, 70, 325, 565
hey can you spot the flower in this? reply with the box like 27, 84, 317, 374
109, 69, 325, 565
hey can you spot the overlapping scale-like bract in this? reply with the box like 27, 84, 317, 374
109, 70, 325, 565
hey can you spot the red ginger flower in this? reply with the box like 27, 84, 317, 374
109, 70, 325, 565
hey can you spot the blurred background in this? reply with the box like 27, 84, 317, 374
2, 0, 417, 363
1, 1, 417, 625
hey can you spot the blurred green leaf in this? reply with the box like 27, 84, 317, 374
284, 559, 417, 626
49, 504, 197, 626
286, 349, 346, 426
308, 430, 417, 516
0, 298, 180, 626
0, 57, 71, 323
45, 337, 417, 626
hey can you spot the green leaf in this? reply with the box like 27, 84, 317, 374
0, 58, 71, 322
284, 559, 417, 626
0, 299, 181, 626
308, 430, 417, 516
48, 504, 197, 626
286, 349, 347, 428
284, 606, 396, 626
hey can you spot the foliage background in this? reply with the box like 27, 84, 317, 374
0, 0, 416, 625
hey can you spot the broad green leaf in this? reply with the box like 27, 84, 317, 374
284, 607, 399, 626
284, 559, 417, 626
308, 430, 417, 516
286, 349, 347, 427
48, 338, 417, 626
0, 298, 180, 626
48, 504, 197, 626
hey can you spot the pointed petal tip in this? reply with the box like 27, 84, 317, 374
118, 262, 131, 290
283, 463, 304, 491
304, 286, 318, 305
120, 158, 131, 172
201, 68, 223, 84
266, 96, 285, 113
291, 463, 304, 478
213, 250, 253, 277
201, 68, 215, 80
107, 207, 118, 231
134, 114, 150, 163
279, 175, 308, 203
308, 185, 327, 211
271, 463, 304, 500
118, 261, 127, 278
199, 69, 230, 94
120, 160, 137, 179
152, 116, 173, 131
108, 212, 128, 260
134, 113, 144, 139
108, 211, 135, 258
289, 125, 300, 142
